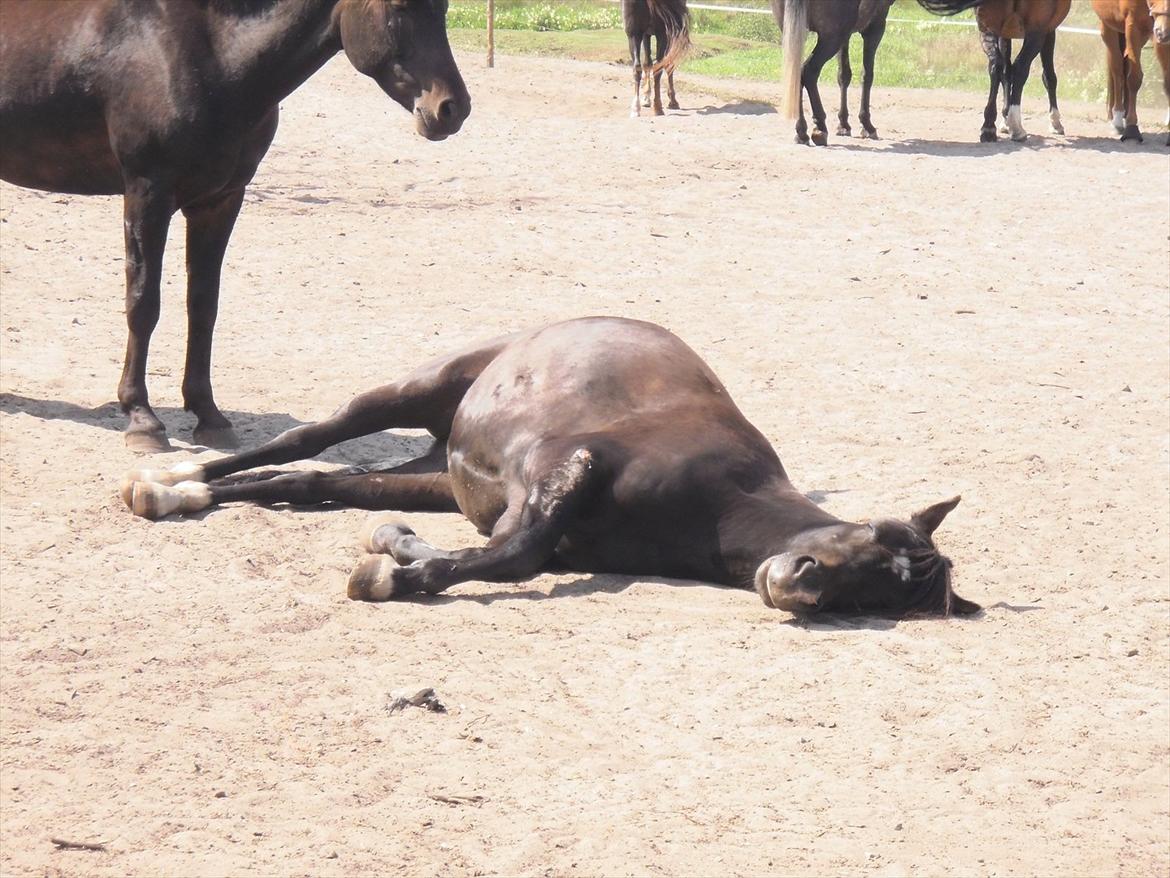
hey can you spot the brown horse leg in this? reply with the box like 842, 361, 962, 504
1101, 23, 1126, 131
857, 17, 886, 139
347, 447, 597, 600
629, 33, 643, 116
978, 29, 1003, 142
119, 178, 176, 453
666, 68, 679, 110
180, 187, 245, 450
652, 34, 666, 115
1003, 32, 1044, 142
1121, 17, 1147, 141
1040, 32, 1064, 134
1157, 41, 1170, 144
836, 36, 853, 137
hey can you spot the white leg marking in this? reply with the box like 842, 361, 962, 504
1007, 104, 1027, 141
1113, 110, 1127, 133
1049, 108, 1064, 135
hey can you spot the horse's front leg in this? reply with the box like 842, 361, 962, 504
1039, 31, 1064, 134
641, 35, 654, 107
858, 17, 887, 139
181, 187, 245, 449
629, 34, 643, 117
347, 447, 598, 601
836, 37, 853, 137
801, 34, 842, 146
119, 177, 176, 453
666, 68, 679, 110
979, 30, 1003, 142
652, 34, 666, 115
1005, 32, 1044, 142
1120, 17, 1147, 142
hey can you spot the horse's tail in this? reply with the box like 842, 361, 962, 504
649, 0, 692, 73
779, 0, 806, 120
915, 0, 983, 16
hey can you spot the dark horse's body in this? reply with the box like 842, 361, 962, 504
918, 0, 1070, 142
0, 0, 469, 452
622, 0, 691, 116
773, 0, 895, 145
122, 318, 979, 618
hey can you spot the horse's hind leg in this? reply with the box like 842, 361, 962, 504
629, 33, 643, 116
858, 15, 887, 139
1120, 16, 1147, 141
181, 187, 245, 450
347, 447, 598, 601
836, 36, 853, 136
651, 32, 666, 115
121, 338, 506, 498
641, 35, 654, 107
801, 32, 846, 146
979, 30, 1004, 141
998, 37, 1012, 134
1157, 41, 1170, 144
1004, 32, 1044, 141
1040, 31, 1064, 134
666, 66, 680, 110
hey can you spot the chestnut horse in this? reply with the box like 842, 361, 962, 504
918, 0, 1071, 142
120, 317, 979, 618
1093, 0, 1170, 143
0, 0, 469, 453
623, 0, 691, 117
774, 0, 896, 145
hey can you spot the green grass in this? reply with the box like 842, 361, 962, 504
448, 0, 1168, 110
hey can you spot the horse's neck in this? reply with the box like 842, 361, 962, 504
212, 0, 344, 111
719, 481, 844, 584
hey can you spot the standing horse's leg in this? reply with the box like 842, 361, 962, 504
1157, 41, 1170, 145
651, 33, 666, 115
998, 37, 1012, 135
801, 33, 845, 146
836, 35, 854, 137
180, 187, 245, 450
642, 35, 654, 107
1004, 32, 1045, 142
1101, 24, 1127, 132
666, 65, 680, 110
347, 447, 598, 600
629, 34, 642, 116
119, 177, 176, 453
978, 30, 1004, 141
1120, 16, 1147, 141
1040, 31, 1064, 135
857, 15, 887, 139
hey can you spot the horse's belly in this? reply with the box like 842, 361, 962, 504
0, 108, 122, 195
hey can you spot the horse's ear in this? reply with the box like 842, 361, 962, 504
911, 495, 961, 537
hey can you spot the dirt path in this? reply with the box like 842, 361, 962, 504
2, 53, 1168, 877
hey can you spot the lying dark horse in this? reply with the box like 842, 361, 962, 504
121, 318, 979, 618
0, 0, 470, 453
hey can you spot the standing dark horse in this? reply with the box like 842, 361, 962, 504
1092, 0, 1170, 143
0, 0, 470, 453
773, 0, 896, 145
622, 0, 691, 117
917, 0, 1070, 142
120, 317, 979, 618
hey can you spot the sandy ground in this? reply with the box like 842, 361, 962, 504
1, 51, 1168, 877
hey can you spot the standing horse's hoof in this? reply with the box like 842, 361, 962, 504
125, 429, 172, 454
1010, 131, 1028, 143
653, 105, 665, 117
794, 132, 810, 145
667, 99, 680, 110
193, 424, 239, 449
346, 555, 400, 601
980, 128, 998, 143
1120, 125, 1143, 143
810, 129, 828, 147
836, 125, 852, 137
860, 127, 879, 140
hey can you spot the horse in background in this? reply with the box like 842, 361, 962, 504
0, 0, 469, 453
1092, 0, 1170, 143
917, 0, 1071, 142
773, 0, 896, 145
623, 0, 691, 116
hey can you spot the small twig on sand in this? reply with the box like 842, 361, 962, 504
51, 837, 107, 852
428, 793, 485, 807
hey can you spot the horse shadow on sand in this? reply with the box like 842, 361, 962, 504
694, 100, 777, 116
832, 132, 1169, 158
0, 392, 427, 465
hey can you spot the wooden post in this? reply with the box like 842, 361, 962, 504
487, 0, 495, 68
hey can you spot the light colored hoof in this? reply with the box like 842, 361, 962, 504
125, 429, 171, 454
129, 480, 212, 520
193, 424, 239, 449
120, 462, 208, 508
1049, 112, 1065, 135
347, 555, 399, 602
358, 514, 411, 554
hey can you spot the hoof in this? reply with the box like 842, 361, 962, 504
794, 132, 810, 145
193, 424, 239, 450
129, 480, 211, 520
347, 555, 400, 601
810, 129, 828, 147
652, 105, 665, 117
358, 514, 413, 554
1010, 130, 1028, 143
980, 128, 998, 143
836, 125, 852, 137
860, 127, 879, 140
1121, 125, 1143, 143
125, 429, 172, 454
667, 99, 680, 110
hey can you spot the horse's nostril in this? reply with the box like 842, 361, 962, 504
437, 98, 457, 122
794, 555, 818, 577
